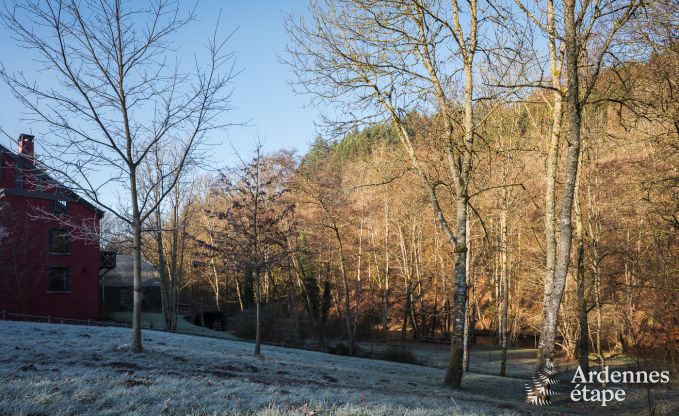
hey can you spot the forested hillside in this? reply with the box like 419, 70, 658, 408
134, 38, 678, 385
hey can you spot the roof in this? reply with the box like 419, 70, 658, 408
0, 141, 104, 216
102, 255, 160, 287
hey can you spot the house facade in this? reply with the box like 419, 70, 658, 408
102, 254, 162, 316
0, 134, 103, 320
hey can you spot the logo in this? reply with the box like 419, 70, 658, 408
526, 362, 560, 406
526, 365, 672, 407
570, 366, 670, 407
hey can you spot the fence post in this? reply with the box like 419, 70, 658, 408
48, 315, 51, 324
87, 319, 91, 326
1, 310, 5, 320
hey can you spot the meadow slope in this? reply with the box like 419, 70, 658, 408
0, 321, 675, 415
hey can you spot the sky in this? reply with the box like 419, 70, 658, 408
0, 1, 319, 166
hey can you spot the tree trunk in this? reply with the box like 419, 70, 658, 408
535, 0, 581, 375
254, 267, 262, 356
401, 279, 410, 342
155, 215, 171, 331
129, 144, 144, 352
354, 211, 364, 340
291, 255, 326, 351
444, 195, 468, 387
576, 230, 589, 372
167, 199, 180, 332
535, 0, 562, 376
500, 206, 509, 377
586, 174, 607, 370
575, 156, 589, 372
432, 280, 439, 338
131, 214, 143, 353
409, 300, 419, 341
463, 298, 471, 371
593, 259, 605, 369
442, 49, 474, 386
289, 267, 300, 343
334, 226, 354, 355
463, 218, 472, 372
382, 281, 389, 341
203, 211, 225, 312
382, 197, 390, 340
542, 0, 563, 343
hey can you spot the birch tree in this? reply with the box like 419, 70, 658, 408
513, 0, 642, 402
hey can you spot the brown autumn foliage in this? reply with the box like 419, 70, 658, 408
139, 43, 678, 373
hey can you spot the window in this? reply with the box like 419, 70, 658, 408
48, 267, 70, 292
53, 199, 68, 215
48, 229, 71, 254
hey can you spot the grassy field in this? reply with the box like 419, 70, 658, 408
0, 320, 676, 415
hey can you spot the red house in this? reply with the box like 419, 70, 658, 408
0, 134, 103, 320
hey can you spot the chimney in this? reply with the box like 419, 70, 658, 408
18, 134, 35, 164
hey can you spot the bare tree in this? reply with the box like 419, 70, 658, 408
513, 0, 642, 403
0, 0, 236, 352
284, 0, 523, 387
196, 145, 295, 356
141, 144, 196, 331
190, 175, 240, 312
295, 156, 357, 354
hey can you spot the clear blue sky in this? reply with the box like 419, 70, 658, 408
0, 1, 319, 164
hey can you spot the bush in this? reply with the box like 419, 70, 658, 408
327, 342, 361, 356
378, 346, 419, 365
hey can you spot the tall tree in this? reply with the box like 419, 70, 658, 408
141, 144, 196, 331
295, 154, 357, 354
285, 0, 520, 387
513, 0, 642, 387
197, 146, 295, 355
0, 0, 236, 352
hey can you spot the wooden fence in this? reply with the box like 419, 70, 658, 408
0, 310, 130, 328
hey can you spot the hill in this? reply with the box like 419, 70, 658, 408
0, 321, 676, 415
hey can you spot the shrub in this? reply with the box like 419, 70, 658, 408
378, 346, 419, 365
327, 342, 361, 356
